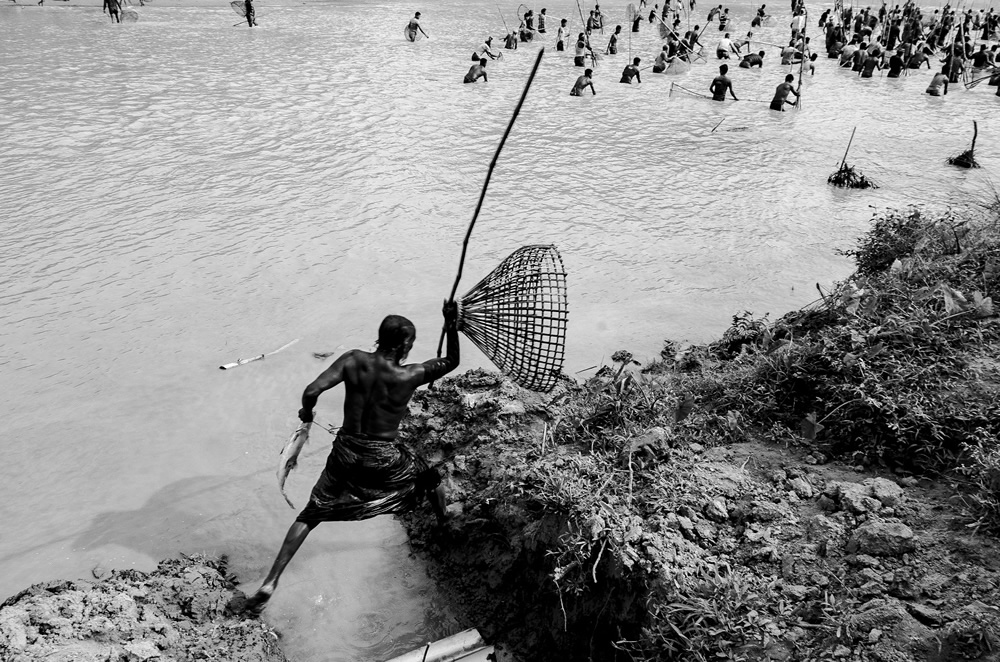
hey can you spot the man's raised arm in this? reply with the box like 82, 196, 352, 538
418, 300, 461, 385
299, 354, 349, 422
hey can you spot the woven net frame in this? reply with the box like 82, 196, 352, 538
457, 245, 568, 393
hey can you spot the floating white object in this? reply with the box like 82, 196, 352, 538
383, 629, 493, 662
219, 339, 299, 370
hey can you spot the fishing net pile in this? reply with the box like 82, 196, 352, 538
457, 244, 568, 393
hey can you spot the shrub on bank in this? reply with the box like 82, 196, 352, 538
686, 207, 1000, 475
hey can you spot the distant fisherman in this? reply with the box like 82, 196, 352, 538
739, 50, 765, 68
570, 68, 597, 95
769, 73, 798, 110
504, 31, 518, 50
405, 12, 429, 41
244, 0, 256, 28
620, 57, 643, 83
575, 32, 589, 66
472, 36, 498, 60
557, 19, 568, 50
709, 63, 738, 100
607, 25, 622, 53
464, 59, 489, 83
538, 8, 548, 33
925, 67, 949, 96
108, 0, 121, 23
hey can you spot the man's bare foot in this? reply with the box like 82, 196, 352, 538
229, 586, 273, 617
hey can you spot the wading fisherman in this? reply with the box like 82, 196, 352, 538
244, 0, 256, 27
710, 63, 738, 100
238, 304, 460, 614
769, 73, 799, 110
926, 67, 949, 96
620, 56, 643, 83
405, 12, 429, 41
570, 68, 597, 95
557, 19, 568, 50
739, 50, 766, 68
538, 7, 548, 32
607, 25, 622, 53
472, 36, 498, 60
464, 58, 489, 83
108, 0, 121, 23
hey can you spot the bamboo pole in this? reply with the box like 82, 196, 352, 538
436, 49, 545, 359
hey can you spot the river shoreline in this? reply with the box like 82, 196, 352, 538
4, 206, 999, 661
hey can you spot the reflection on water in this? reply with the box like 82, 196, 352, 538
0, 0, 996, 659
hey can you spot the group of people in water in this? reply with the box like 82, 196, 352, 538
444, 0, 1000, 103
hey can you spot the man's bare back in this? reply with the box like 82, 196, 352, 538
300, 347, 455, 440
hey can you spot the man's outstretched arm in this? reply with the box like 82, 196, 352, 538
299, 353, 350, 422
418, 300, 460, 385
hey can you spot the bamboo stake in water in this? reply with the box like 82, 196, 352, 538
840, 127, 857, 170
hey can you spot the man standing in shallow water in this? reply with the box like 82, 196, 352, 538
709, 63, 738, 100
237, 303, 460, 614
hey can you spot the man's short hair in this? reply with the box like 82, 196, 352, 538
720, 63, 729, 73
785, 73, 794, 81
378, 315, 415, 352
585, 68, 593, 75
480, 58, 487, 65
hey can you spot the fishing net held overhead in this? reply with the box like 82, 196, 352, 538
457, 245, 568, 393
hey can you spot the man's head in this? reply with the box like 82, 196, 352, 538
633, 56, 641, 65
377, 315, 415, 359
785, 73, 794, 82
480, 58, 488, 65
720, 63, 729, 74
724, 32, 730, 37
759, 50, 765, 56
561, 18, 567, 25
414, 12, 420, 18
486, 36, 492, 43
585, 68, 594, 76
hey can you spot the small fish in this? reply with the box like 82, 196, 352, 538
277, 422, 311, 508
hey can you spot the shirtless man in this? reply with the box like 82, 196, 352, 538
769, 73, 799, 110
739, 50, 766, 68
607, 25, 622, 53
405, 12, 429, 41
926, 67, 949, 95
504, 31, 518, 49
710, 63, 738, 100
620, 57, 643, 83
238, 304, 460, 614
464, 59, 489, 83
571, 68, 597, 95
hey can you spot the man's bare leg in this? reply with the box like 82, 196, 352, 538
242, 520, 314, 613
431, 485, 453, 523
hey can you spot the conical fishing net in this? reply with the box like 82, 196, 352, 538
458, 245, 568, 393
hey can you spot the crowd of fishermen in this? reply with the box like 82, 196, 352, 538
450, 0, 1000, 102
821, 1, 1000, 95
